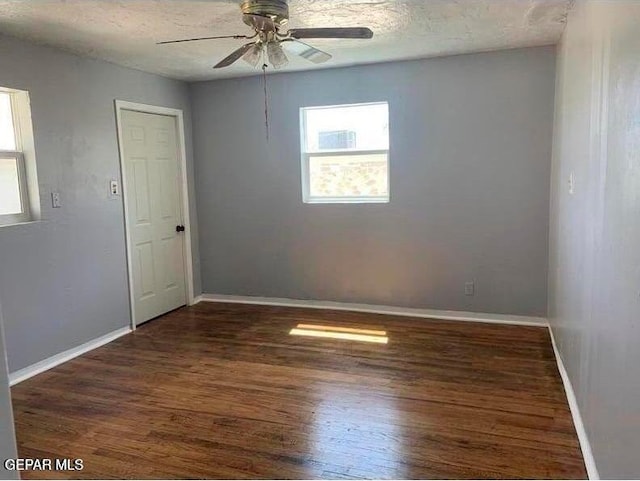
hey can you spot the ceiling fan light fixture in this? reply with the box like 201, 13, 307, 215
282, 40, 332, 64
267, 41, 288, 69
242, 43, 263, 67
299, 48, 330, 63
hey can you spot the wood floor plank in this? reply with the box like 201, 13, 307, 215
11, 302, 587, 479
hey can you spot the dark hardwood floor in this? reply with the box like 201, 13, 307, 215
11, 302, 587, 479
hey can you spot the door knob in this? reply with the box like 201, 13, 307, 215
176, 225, 185, 232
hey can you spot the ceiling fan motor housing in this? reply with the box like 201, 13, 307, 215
241, 0, 289, 27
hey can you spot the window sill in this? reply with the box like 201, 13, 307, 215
0, 219, 41, 229
304, 197, 390, 204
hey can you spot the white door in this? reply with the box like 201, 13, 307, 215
121, 109, 187, 325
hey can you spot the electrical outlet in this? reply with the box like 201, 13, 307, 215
51, 192, 61, 208
465, 281, 475, 296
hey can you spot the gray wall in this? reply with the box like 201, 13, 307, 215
549, 1, 640, 478
0, 34, 201, 372
191, 47, 556, 316
0, 303, 18, 479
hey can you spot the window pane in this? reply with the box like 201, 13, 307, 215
309, 153, 388, 199
0, 157, 23, 215
304, 103, 389, 152
0, 93, 17, 151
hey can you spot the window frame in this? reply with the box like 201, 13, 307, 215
0, 87, 37, 226
0, 151, 31, 224
300, 102, 390, 205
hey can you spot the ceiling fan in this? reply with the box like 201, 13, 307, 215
158, 0, 374, 70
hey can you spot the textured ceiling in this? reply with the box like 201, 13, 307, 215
0, 0, 572, 81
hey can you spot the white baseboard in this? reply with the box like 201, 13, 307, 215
198, 293, 548, 327
548, 326, 599, 480
9, 326, 131, 386
191, 294, 204, 305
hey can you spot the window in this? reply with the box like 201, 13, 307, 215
300, 102, 389, 203
0, 87, 38, 225
318, 130, 356, 150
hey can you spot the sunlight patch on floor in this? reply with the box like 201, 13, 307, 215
289, 324, 388, 344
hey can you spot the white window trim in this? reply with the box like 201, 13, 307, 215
300, 102, 390, 205
0, 87, 39, 227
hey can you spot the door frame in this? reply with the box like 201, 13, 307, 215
114, 100, 195, 330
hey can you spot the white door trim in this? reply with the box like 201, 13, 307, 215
114, 100, 195, 330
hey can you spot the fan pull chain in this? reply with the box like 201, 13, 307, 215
262, 63, 269, 142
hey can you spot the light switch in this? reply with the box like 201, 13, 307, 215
110, 180, 120, 196
465, 281, 475, 296
568, 172, 575, 195
51, 192, 61, 208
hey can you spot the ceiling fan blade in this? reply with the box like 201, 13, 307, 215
281, 40, 331, 64
214, 42, 257, 68
288, 27, 373, 40
157, 34, 252, 45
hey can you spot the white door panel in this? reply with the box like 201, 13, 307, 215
121, 110, 186, 325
